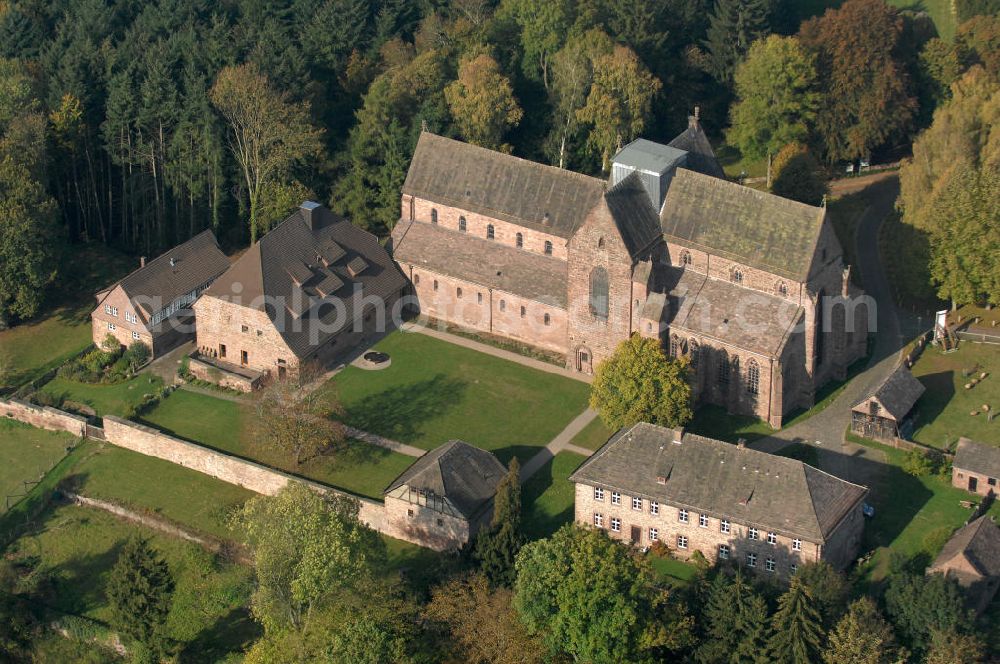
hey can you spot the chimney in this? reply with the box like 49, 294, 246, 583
673, 427, 684, 444
300, 201, 322, 231
843, 266, 852, 297
736, 438, 747, 450
169, 257, 176, 268
689, 106, 701, 128
140, 256, 146, 268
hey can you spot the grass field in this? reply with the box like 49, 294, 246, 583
909, 343, 1000, 449
887, 0, 957, 40
140, 388, 417, 500
649, 554, 700, 586
6, 503, 258, 659
37, 373, 164, 418
319, 331, 591, 464
522, 451, 587, 541
570, 417, 615, 451
0, 419, 77, 514
67, 442, 255, 539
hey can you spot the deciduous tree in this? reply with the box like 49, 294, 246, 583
445, 53, 523, 151
590, 334, 693, 430
500, 0, 572, 89
770, 143, 827, 205
548, 29, 613, 169
106, 537, 176, 657
925, 627, 985, 664
822, 597, 902, 664
254, 366, 345, 466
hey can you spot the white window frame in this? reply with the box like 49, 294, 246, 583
611, 491, 621, 506
610, 517, 621, 533
718, 544, 730, 559
699, 514, 708, 528
767, 532, 777, 546
790, 563, 798, 575
594, 513, 604, 528
746, 553, 757, 568
720, 519, 730, 534
107, 322, 116, 331
131, 331, 140, 340
678, 509, 688, 523
632, 496, 642, 511
677, 535, 688, 550
748, 527, 759, 540
792, 538, 802, 551
765, 558, 775, 573
125, 311, 137, 324
649, 528, 658, 542
650, 501, 659, 515
594, 487, 604, 501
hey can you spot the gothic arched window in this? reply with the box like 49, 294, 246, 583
589, 267, 609, 319
747, 359, 760, 395
431, 208, 438, 224
681, 250, 692, 266
777, 281, 788, 297
487, 224, 495, 240
544, 240, 553, 255
516, 232, 523, 248
731, 268, 743, 284
689, 339, 699, 369
459, 216, 467, 232
717, 351, 730, 385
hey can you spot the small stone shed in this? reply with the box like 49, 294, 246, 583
927, 515, 1000, 615
850, 365, 925, 441
953, 437, 1000, 496
383, 441, 507, 551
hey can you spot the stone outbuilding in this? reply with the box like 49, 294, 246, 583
569, 422, 869, 580
953, 437, 1000, 496
91, 230, 230, 357
383, 441, 507, 551
927, 515, 1000, 615
850, 365, 925, 441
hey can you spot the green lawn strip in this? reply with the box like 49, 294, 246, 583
714, 143, 768, 179
569, 417, 616, 451
687, 404, 774, 444
140, 388, 415, 500
909, 343, 1000, 450
320, 331, 591, 464
0, 419, 77, 511
648, 554, 700, 586
67, 442, 254, 539
522, 451, 587, 541
381, 535, 452, 595
37, 374, 164, 418
5, 502, 257, 658
886, 0, 956, 40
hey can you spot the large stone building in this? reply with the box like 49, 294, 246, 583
92, 230, 230, 357
569, 422, 869, 579
193, 202, 407, 384
391, 117, 868, 427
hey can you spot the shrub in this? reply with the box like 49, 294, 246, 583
125, 342, 151, 372
177, 356, 191, 380
649, 540, 671, 559
902, 449, 935, 476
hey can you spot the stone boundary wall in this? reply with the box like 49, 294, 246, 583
0, 398, 87, 437
187, 354, 258, 393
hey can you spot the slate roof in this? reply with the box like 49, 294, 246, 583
931, 516, 1000, 581
202, 203, 407, 358
570, 422, 868, 542
660, 169, 827, 282
667, 115, 726, 180
390, 219, 568, 307
402, 132, 606, 238
954, 438, 1000, 479
103, 230, 230, 317
603, 172, 664, 259
385, 440, 507, 519
663, 268, 802, 357
852, 365, 925, 421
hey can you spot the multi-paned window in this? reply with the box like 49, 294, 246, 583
632, 497, 642, 511
720, 519, 731, 534
594, 513, 603, 528
677, 535, 688, 549
650, 501, 659, 515
678, 509, 688, 523
748, 527, 759, 540
699, 514, 708, 528
746, 553, 757, 568
125, 311, 137, 324
649, 528, 658, 542
611, 491, 621, 505
790, 564, 798, 575
765, 558, 776, 573
610, 517, 621, 532
132, 331, 140, 340
792, 539, 802, 551
594, 487, 604, 501
767, 532, 777, 545
107, 322, 116, 331
459, 216, 467, 232
719, 544, 730, 559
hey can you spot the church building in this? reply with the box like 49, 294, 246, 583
390, 115, 868, 427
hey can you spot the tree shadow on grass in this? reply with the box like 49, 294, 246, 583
520, 456, 573, 541
179, 606, 260, 663
493, 444, 547, 467
50, 539, 124, 617
341, 374, 467, 443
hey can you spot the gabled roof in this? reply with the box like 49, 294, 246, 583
202, 203, 407, 358
931, 516, 1000, 581
402, 132, 606, 239
954, 438, 1000, 479
603, 172, 664, 259
104, 230, 230, 317
569, 422, 868, 542
660, 169, 827, 282
385, 441, 507, 519
390, 219, 568, 307
852, 365, 925, 421
667, 114, 726, 180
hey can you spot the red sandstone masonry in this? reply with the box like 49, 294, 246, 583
1, 398, 87, 437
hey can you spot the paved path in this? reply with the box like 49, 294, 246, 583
751, 177, 905, 477
401, 322, 592, 384
519, 409, 598, 484
343, 425, 426, 458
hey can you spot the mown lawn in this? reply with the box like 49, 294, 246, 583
909, 343, 1000, 450
66, 441, 254, 539
570, 417, 616, 451
887, 0, 957, 40
648, 554, 701, 586
522, 451, 587, 541
318, 331, 591, 464
6, 503, 258, 660
37, 373, 164, 418
140, 388, 417, 500
0, 419, 77, 514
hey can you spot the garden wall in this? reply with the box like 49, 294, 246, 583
0, 398, 87, 437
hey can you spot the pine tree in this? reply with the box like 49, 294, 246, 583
697, 571, 770, 664
768, 577, 823, 664
474, 458, 523, 587
106, 537, 176, 654
701, 0, 770, 84
823, 597, 901, 664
